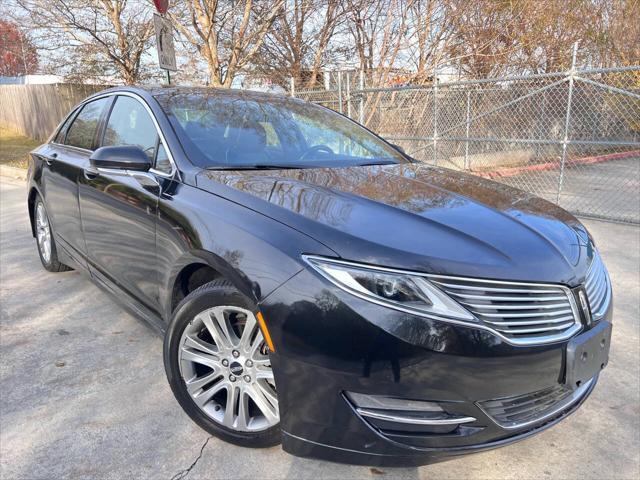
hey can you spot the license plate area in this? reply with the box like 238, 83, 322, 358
565, 321, 612, 390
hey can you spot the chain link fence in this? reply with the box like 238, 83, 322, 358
293, 65, 640, 224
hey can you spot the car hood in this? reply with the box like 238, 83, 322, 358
196, 164, 593, 285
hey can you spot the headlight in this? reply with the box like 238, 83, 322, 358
303, 255, 475, 322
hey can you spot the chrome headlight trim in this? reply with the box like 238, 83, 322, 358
303, 254, 476, 323
302, 255, 583, 347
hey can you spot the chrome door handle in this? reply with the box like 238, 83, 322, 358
44, 152, 58, 166
84, 167, 99, 179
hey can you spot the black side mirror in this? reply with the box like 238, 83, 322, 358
89, 146, 151, 172
391, 143, 406, 154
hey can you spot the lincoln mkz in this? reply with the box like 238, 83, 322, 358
27, 87, 613, 466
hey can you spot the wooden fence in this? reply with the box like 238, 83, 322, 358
0, 84, 109, 141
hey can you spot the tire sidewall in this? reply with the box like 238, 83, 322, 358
33, 197, 58, 271
163, 281, 281, 448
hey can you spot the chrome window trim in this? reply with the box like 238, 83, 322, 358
51, 91, 179, 180
356, 408, 477, 426
302, 255, 583, 347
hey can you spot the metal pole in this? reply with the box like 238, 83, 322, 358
346, 73, 351, 118
464, 90, 471, 170
290, 77, 295, 97
556, 42, 578, 204
166, 70, 171, 85
432, 67, 438, 165
359, 70, 364, 125
337, 71, 343, 113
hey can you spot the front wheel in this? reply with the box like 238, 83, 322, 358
164, 279, 280, 447
33, 196, 72, 272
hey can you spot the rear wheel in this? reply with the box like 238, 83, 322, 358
34, 196, 72, 272
164, 279, 280, 447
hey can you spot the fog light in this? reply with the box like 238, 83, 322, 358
346, 392, 476, 434
346, 392, 444, 412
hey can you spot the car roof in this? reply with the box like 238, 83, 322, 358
92, 85, 301, 105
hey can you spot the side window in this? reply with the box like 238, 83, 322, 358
54, 108, 77, 144
65, 98, 110, 150
103, 96, 158, 160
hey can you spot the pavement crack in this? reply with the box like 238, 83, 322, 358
170, 436, 213, 480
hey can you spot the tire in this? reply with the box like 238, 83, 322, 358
164, 279, 281, 448
33, 195, 72, 273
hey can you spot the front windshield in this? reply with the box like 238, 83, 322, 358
154, 90, 408, 169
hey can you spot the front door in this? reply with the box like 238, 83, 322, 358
79, 95, 166, 315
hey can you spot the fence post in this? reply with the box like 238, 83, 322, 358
290, 77, 295, 97
556, 43, 578, 204
432, 67, 438, 165
359, 70, 364, 125
346, 73, 351, 118
337, 71, 343, 114
465, 90, 471, 170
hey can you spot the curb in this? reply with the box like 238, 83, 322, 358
474, 149, 640, 180
0, 165, 28, 181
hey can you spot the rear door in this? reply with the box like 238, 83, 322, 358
78, 94, 171, 316
41, 96, 112, 265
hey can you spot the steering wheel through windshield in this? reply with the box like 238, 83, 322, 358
298, 144, 334, 162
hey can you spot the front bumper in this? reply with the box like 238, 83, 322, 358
259, 268, 612, 466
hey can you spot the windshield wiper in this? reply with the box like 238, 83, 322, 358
205, 164, 306, 171
354, 160, 398, 167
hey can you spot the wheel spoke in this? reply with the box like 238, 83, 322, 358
180, 347, 220, 369
223, 383, 240, 427
185, 370, 221, 395
246, 384, 279, 423
248, 337, 265, 359
236, 389, 250, 430
192, 378, 227, 408
255, 369, 274, 381
183, 334, 219, 357
238, 312, 257, 353
200, 308, 234, 350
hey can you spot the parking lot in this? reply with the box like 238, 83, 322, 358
1, 176, 638, 479
501, 157, 640, 224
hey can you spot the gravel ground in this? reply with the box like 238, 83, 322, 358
1, 176, 638, 480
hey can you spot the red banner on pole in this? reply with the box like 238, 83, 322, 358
153, 0, 169, 14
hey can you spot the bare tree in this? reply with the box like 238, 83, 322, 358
256, 0, 342, 88
404, 0, 458, 83
343, 0, 416, 87
15, 0, 154, 84
171, 0, 285, 88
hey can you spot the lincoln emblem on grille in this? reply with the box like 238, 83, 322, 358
578, 290, 592, 325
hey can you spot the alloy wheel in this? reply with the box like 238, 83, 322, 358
178, 306, 279, 432
35, 202, 52, 264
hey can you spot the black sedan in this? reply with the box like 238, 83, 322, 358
26, 86, 612, 466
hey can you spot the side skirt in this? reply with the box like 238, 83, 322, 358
56, 236, 166, 335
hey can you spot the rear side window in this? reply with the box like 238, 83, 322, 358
102, 96, 158, 160
54, 109, 77, 144
65, 97, 110, 150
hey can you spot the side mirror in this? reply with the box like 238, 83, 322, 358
89, 146, 151, 172
391, 143, 406, 154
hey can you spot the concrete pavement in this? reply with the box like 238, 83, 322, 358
1, 177, 638, 479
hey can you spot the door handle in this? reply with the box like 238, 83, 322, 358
44, 152, 58, 166
84, 166, 99, 180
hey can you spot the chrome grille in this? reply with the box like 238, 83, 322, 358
429, 276, 581, 345
477, 378, 594, 429
585, 252, 611, 321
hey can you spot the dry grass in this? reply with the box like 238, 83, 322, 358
0, 126, 40, 169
